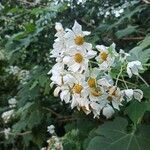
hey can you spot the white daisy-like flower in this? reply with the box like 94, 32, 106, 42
107, 86, 123, 110
63, 48, 96, 73
65, 21, 92, 52
127, 60, 143, 78
87, 68, 113, 90
51, 22, 66, 58
95, 44, 116, 71
53, 73, 88, 109
69, 76, 88, 109
86, 72, 110, 117
48, 62, 65, 86
102, 104, 115, 119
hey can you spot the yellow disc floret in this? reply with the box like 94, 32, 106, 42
74, 53, 83, 63
109, 86, 117, 96
88, 78, 96, 88
74, 36, 84, 45
73, 84, 83, 94
90, 88, 102, 97
100, 51, 108, 61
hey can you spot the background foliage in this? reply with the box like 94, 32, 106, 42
0, 0, 150, 149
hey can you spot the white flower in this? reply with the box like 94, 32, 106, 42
1, 110, 14, 123
107, 86, 123, 110
95, 44, 116, 71
18, 70, 30, 84
47, 135, 63, 150
47, 125, 55, 134
127, 61, 143, 78
65, 21, 92, 52
133, 89, 143, 102
123, 89, 143, 102
49, 62, 65, 86
119, 49, 130, 62
7, 66, 20, 75
102, 104, 115, 119
123, 89, 133, 102
51, 22, 66, 58
70, 78, 88, 109
4, 128, 11, 140
8, 98, 17, 108
90, 102, 102, 118
63, 48, 96, 73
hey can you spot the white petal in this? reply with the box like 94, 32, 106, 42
97, 78, 111, 87
96, 45, 107, 51
133, 89, 143, 102
69, 63, 80, 72
127, 66, 132, 78
63, 56, 71, 64
53, 87, 61, 97
84, 43, 92, 51
71, 96, 79, 109
112, 101, 120, 110
83, 31, 91, 36
102, 105, 115, 119
123, 89, 133, 101
72, 20, 82, 35
55, 22, 63, 32
87, 50, 97, 59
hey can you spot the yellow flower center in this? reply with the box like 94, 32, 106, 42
74, 36, 84, 45
88, 78, 96, 88
109, 86, 117, 96
74, 53, 83, 63
100, 51, 108, 61
90, 88, 102, 97
73, 84, 83, 94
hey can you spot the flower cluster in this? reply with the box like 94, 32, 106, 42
1, 97, 17, 123
6, 66, 30, 84
49, 21, 144, 119
41, 125, 63, 150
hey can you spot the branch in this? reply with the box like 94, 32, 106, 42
0, 130, 31, 136
121, 37, 144, 41
43, 107, 62, 118
79, 19, 96, 28
142, 0, 150, 4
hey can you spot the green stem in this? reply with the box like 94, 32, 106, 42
138, 74, 149, 87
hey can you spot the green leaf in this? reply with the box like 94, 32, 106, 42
63, 129, 81, 150
115, 25, 138, 39
24, 23, 36, 33
27, 109, 43, 129
129, 36, 150, 64
140, 86, 150, 100
125, 100, 147, 124
38, 74, 47, 87
86, 117, 150, 150
30, 80, 38, 90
